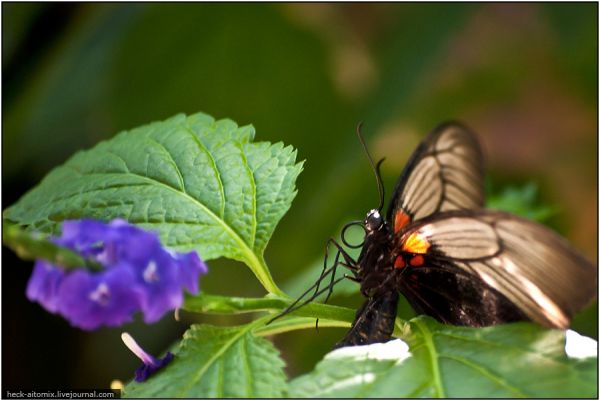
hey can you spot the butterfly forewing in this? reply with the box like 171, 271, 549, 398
387, 122, 485, 230
398, 210, 597, 328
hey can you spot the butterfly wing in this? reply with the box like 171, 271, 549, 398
387, 122, 485, 232
398, 262, 529, 327
396, 209, 597, 328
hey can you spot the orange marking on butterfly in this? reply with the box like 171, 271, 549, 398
402, 232, 430, 254
410, 255, 425, 266
394, 256, 405, 269
394, 211, 411, 233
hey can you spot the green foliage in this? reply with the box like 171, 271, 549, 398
3, 112, 302, 294
123, 322, 287, 398
289, 316, 597, 398
487, 182, 556, 223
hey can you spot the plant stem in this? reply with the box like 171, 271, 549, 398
183, 293, 356, 324
254, 317, 349, 337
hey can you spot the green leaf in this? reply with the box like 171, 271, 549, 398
289, 316, 597, 398
123, 322, 287, 398
3, 112, 303, 294
487, 182, 556, 223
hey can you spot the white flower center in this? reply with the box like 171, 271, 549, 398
89, 283, 110, 305
143, 261, 159, 283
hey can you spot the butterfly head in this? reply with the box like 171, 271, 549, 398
365, 209, 384, 232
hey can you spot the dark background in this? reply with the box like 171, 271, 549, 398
3, 3, 597, 389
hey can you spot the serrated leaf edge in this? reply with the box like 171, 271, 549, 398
179, 321, 254, 396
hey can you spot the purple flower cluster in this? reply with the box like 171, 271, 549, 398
26, 219, 207, 330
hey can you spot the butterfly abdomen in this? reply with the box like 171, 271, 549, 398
335, 291, 399, 348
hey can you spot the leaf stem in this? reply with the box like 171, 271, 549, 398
183, 293, 356, 325
254, 317, 349, 337
247, 253, 285, 297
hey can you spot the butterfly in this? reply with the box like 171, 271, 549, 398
272, 122, 597, 348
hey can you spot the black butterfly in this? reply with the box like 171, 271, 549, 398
273, 122, 597, 348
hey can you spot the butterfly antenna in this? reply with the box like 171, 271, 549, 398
356, 122, 385, 212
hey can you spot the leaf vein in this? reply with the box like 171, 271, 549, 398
238, 142, 257, 249
179, 326, 254, 396
405, 380, 431, 397
242, 335, 253, 397
413, 319, 446, 397
217, 358, 224, 397
438, 353, 529, 397
147, 137, 186, 193
182, 126, 226, 219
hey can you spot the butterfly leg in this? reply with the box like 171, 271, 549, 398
269, 238, 358, 325
316, 238, 359, 329
267, 274, 348, 324
321, 238, 359, 299
266, 263, 338, 324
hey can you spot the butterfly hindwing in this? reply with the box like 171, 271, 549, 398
397, 261, 529, 326
396, 209, 597, 328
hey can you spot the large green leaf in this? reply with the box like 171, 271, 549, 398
3, 112, 303, 294
289, 316, 597, 398
123, 323, 287, 398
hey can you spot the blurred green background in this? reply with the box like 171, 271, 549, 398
3, 3, 597, 389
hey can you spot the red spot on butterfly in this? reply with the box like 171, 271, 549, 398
410, 255, 425, 266
394, 256, 405, 269
394, 211, 411, 233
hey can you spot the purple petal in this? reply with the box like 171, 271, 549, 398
57, 220, 122, 263
176, 251, 208, 294
134, 352, 174, 382
113, 226, 162, 266
26, 260, 66, 313
131, 252, 183, 323
56, 266, 141, 330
